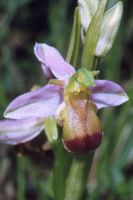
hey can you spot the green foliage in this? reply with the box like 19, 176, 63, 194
66, 7, 81, 67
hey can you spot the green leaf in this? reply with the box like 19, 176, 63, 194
81, 0, 107, 69
66, 7, 81, 67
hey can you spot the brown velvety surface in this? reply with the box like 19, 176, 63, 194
63, 132, 102, 154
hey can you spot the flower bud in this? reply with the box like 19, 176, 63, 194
79, 0, 123, 57
95, 2, 123, 56
62, 91, 102, 154
78, 0, 99, 31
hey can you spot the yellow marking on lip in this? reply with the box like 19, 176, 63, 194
74, 88, 81, 95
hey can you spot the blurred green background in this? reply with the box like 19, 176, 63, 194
0, 0, 133, 199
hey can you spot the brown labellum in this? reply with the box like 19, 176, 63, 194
62, 92, 102, 154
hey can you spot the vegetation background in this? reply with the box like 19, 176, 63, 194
0, 0, 133, 199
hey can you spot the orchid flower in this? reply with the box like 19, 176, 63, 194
0, 43, 128, 153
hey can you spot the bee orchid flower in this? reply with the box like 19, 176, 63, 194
0, 43, 128, 153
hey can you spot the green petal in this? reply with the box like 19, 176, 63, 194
76, 68, 95, 87
44, 117, 58, 144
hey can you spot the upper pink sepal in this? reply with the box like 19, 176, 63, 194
34, 43, 75, 80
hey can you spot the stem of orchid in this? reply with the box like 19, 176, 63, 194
94, 57, 101, 70
17, 156, 26, 200
44, 117, 72, 200
53, 140, 72, 200
64, 153, 94, 200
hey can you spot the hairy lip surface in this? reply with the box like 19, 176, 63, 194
63, 132, 102, 154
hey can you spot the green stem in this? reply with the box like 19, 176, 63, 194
64, 153, 94, 200
44, 118, 72, 200
53, 140, 72, 200
0, 80, 8, 108
17, 156, 26, 200
93, 57, 101, 70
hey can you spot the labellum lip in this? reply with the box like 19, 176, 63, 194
62, 90, 102, 154
63, 132, 102, 154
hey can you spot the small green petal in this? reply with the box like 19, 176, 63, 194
65, 68, 95, 95
44, 117, 58, 144
89, 70, 100, 77
48, 79, 65, 86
